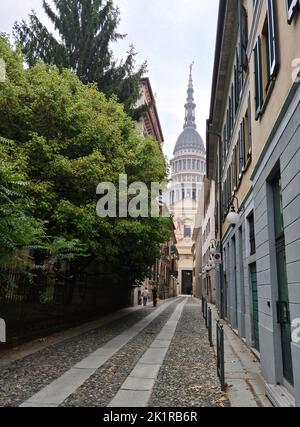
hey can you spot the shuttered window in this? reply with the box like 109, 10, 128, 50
254, 37, 263, 119
233, 146, 238, 190
247, 95, 252, 156
239, 3, 249, 71
267, 0, 278, 78
240, 120, 246, 172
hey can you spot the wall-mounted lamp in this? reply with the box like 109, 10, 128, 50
227, 196, 244, 227
205, 264, 212, 273
210, 239, 218, 255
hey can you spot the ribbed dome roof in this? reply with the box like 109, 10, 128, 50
174, 127, 205, 154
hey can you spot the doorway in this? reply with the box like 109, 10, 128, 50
249, 263, 260, 352
182, 271, 193, 295
272, 175, 294, 386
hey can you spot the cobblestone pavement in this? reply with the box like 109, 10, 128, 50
149, 298, 229, 407
0, 297, 228, 407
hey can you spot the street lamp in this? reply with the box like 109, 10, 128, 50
205, 264, 212, 273
210, 239, 218, 256
227, 196, 243, 227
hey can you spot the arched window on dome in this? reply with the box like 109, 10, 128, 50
170, 191, 175, 205
192, 184, 197, 201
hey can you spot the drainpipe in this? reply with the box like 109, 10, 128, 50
207, 130, 225, 320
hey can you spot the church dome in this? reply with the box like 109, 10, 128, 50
174, 127, 205, 154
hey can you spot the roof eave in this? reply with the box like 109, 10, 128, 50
206, 0, 238, 179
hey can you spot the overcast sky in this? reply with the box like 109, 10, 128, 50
0, 0, 219, 159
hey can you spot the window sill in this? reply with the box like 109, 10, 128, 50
256, 78, 276, 121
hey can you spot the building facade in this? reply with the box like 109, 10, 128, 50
137, 77, 164, 146
207, 0, 300, 406
200, 178, 217, 304
165, 66, 206, 294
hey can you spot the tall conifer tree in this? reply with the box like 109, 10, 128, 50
14, 0, 147, 117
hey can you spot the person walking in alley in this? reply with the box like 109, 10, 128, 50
142, 288, 149, 307
152, 286, 158, 307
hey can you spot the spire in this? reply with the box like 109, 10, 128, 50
184, 62, 196, 130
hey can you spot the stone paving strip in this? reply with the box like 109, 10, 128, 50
108, 298, 187, 408
149, 298, 230, 407
20, 298, 181, 407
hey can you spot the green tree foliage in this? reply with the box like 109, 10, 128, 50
0, 136, 44, 268
0, 37, 171, 289
13, 0, 147, 117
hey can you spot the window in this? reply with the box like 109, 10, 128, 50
239, 3, 249, 72
248, 212, 256, 256
261, 17, 271, 91
286, 0, 299, 24
254, 37, 263, 119
254, 1, 278, 120
246, 95, 252, 157
184, 226, 191, 238
223, 125, 227, 167
233, 146, 238, 190
240, 120, 246, 172
170, 191, 175, 205
222, 186, 226, 220
267, 0, 278, 78
231, 84, 235, 124
227, 109, 230, 147
227, 165, 232, 203
235, 50, 242, 105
